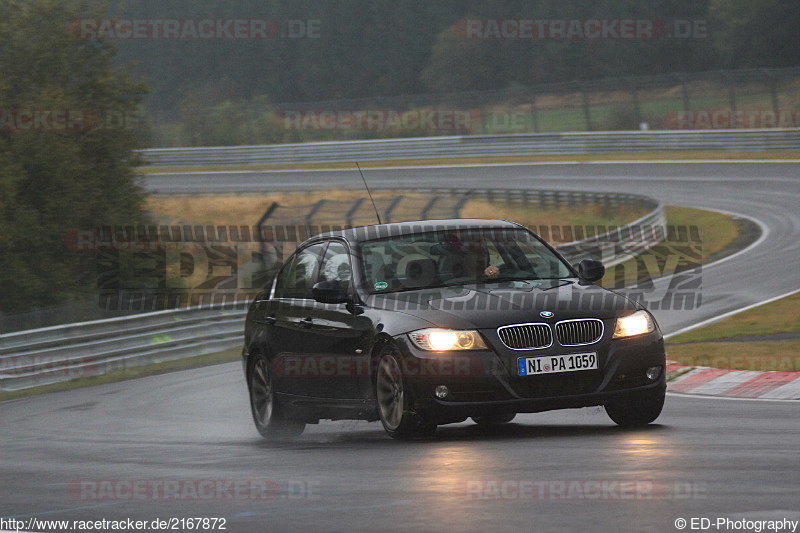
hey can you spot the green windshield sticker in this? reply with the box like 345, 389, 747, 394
374, 281, 389, 290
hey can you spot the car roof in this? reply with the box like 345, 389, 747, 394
308, 219, 524, 245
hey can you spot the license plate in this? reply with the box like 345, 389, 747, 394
518, 352, 598, 376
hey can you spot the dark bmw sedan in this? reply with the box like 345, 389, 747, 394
242, 219, 666, 439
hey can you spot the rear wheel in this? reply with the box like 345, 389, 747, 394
471, 413, 516, 426
605, 391, 665, 427
249, 354, 305, 440
376, 347, 436, 439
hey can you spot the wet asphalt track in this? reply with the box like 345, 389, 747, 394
2, 161, 799, 532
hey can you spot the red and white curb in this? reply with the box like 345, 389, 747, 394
667, 361, 800, 399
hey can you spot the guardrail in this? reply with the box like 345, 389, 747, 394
0, 307, 247, 391
0, 189, 664, 392
140, 129, 800, 168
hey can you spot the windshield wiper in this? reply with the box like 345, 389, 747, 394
484, 276, 539, 283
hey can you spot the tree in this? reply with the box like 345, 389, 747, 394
711, 0, 800, 68
420, 1, 718, 93
421, 23, 505, 94
0, 0, 149, 313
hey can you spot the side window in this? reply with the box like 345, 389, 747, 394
272, 256, 295, 299
281, 243, 326, 299
317, 241, 352, 294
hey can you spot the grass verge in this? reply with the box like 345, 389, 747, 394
668, 291, 800, 343
600, 205, 741, 287
146, 190, 650, 231
665, 291, 800, 372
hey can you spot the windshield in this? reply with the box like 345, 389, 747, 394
359, 227, 573, 293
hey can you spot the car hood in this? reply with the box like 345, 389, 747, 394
365, 279, 639, 330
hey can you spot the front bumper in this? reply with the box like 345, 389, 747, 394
392, 329, 666, 424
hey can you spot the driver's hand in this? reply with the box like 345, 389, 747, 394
484, 265, 500, 278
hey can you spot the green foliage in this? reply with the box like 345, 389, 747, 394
94, 0, 800, 144
421, 0, 716, 92
0, 0, 149, 312
711, 0, 800, 68
105, 0, 723, 112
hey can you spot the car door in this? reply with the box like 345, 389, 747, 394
304, 240, 374, 400
263, 241, 326, 397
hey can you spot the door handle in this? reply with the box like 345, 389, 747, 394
299, 317, 314, 328
265, 314, 276, 325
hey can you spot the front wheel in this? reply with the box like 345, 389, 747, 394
376, 348, 436, 440
249, 354, 305, 440
605, 391, 665, 427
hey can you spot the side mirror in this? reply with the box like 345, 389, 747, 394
577, 259, 605, 283
312, 280, 350, 304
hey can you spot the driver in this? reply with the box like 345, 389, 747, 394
439, 232, 500, 280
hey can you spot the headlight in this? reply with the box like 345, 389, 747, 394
408, 329, 488, 351
613, 310, 654, 339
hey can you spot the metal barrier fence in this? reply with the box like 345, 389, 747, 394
0, 307, 246, 391
141, 129, 800, 168
255, 188, 653, 233
0, 189, 664, 392
257, 191, 472, 229
255, 188, 663, 271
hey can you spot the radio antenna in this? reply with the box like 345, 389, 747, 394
356, 162, 382, 225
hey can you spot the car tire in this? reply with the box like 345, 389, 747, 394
605, 391, 665, 427
248, 353, 305, 440
471, 413, 516, 426
376, 347, 436, 440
